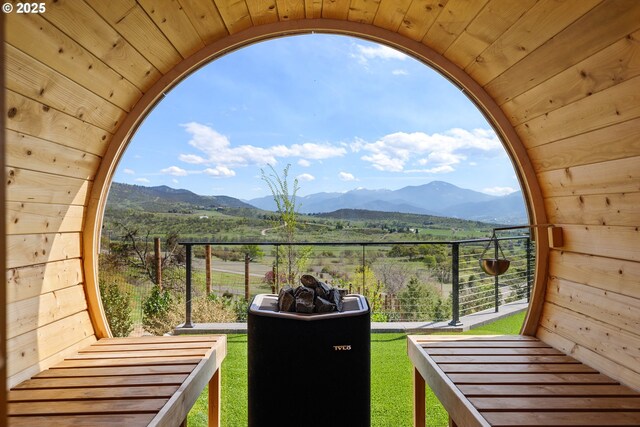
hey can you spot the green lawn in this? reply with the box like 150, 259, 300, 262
188, 311, 526, 426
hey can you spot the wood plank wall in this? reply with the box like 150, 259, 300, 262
4, 0, 640, 398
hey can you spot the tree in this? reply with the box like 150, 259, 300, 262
261, 164, 301, 285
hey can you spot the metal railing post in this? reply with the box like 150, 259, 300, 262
362, 244, 366, 295
494, 238, 500, 312
449, 242, 462, 326
183, 244, 193, 328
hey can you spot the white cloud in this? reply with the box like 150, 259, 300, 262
483, 186, 517, 196
123, 168, 135, 175
358, 128, 501, 174
297, 173, 315, 182
161, 166, 188, 176
469, 161, 478, 166
135, 178, 150, 183
298, 159, 311, 167
172, 179, 179, 184
353, 43, 408, 65
339, 172, 357, 181
392, 69, 408, 76
203, 166, 236, 177
178, 122, 346, 176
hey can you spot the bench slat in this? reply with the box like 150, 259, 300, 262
471, 396, 640, 411
483, 411, 640, 426
448, 372, 619, 384
14, 374, 189, 388
55, 356, 204, 368
9, 386, 180, 401
431, 355, 578, 364
8, 414, 156, 427
37, 365, 194, 377
422, 341, 552, 348
425, 348, 563, 355
93, 336, 222, 345
79, 342, 218, 352
9, 398, 168, 415
69, 349, 209, 359
439, 363, 598, 373
459, 384, 639, 397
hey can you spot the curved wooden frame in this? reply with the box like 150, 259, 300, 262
83, 19, 548, 338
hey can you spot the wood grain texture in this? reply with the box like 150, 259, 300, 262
6, 90, 110, 157
137, 0, 206, 58
424, 0, 489, 54
7, 259, 84, 304
347, 0, 380, 24
555, 224, 640, 263
246, 0, 280, 25
6, 130, 100, 181
179, 0, 229, 44
5, 11, 141, 111
398, 0, 448, 42
6, 202, 84, 235
7, 233, 81, 270
6, 167, 90, 206
465, 0, 601, 86
548, 250, 640, 300
86, 0, 182, 74
486, 0, 640, 103
214, 0, 253, 34
41, 0, 161, 91
545, 192, 640, 227
503, 30, 640, 125
372, 0, 411, 31
516, 76, 640, 148
7, 284, 88, 340
528, 118, 640, 173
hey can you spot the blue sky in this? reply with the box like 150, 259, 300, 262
115, 34, 520, 200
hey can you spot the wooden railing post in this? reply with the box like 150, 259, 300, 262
184, 244, 193, 328
245, 252, 250, 301
205, 244, 212, 296
494, 238, 500, 312
154, 237, 162, 288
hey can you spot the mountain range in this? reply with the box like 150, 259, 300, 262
249, 181, 527, 224
108, 181, 527, 224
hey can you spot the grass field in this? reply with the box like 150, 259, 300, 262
186, 311, 526, 426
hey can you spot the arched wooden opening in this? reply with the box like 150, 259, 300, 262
4, 3, 640, 421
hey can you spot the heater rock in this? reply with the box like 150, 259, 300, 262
300, 274, 319, 288
295, 286, 315, 313
315, 281, 332, 299
328, 288, 344, 312
314, 296, 336, 313
278, 286, 296, 312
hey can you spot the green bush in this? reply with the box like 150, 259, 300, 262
99, 280, 134, 337
142, 285, 172, 335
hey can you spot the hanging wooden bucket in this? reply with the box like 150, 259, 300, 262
479, 258, 510, 276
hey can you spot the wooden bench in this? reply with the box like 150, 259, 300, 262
8, 335, 226, 427
408, 335, 640, 427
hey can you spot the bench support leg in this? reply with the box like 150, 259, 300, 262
414, 368, 426, 427
208, 368, 221, 427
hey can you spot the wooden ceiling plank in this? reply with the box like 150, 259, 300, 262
503, 29, 640, 125
6, 90, 110, 157
276, 0, 306, 20
348, 0, 381, 25
516, 75, 640, 148
304, 0, 322, 18
487, 0, 640, 103
6, 168, 90, 207
246, 0, 279, 25
4, 12, 141, 112
42, 0, 161, 91
6, 202, 84, 237
136, 0, 206, 59
528, 118, 640, 173
86, 0, 182, 74
546, 277, 640, 336
6, 45, 125, 133
546, 192, 640, 229
178, 0, 229, 45
322, 0, 351, 20
444, 0, 535, 69
465, 0, 601, 87
398, 0, 448, 42
213, 0, 253, 34
6, 130, 100, 181
423, 0, 489, 55
372, 0, 412, 32
538, 156, 640, 198
7, 285, 88, 340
